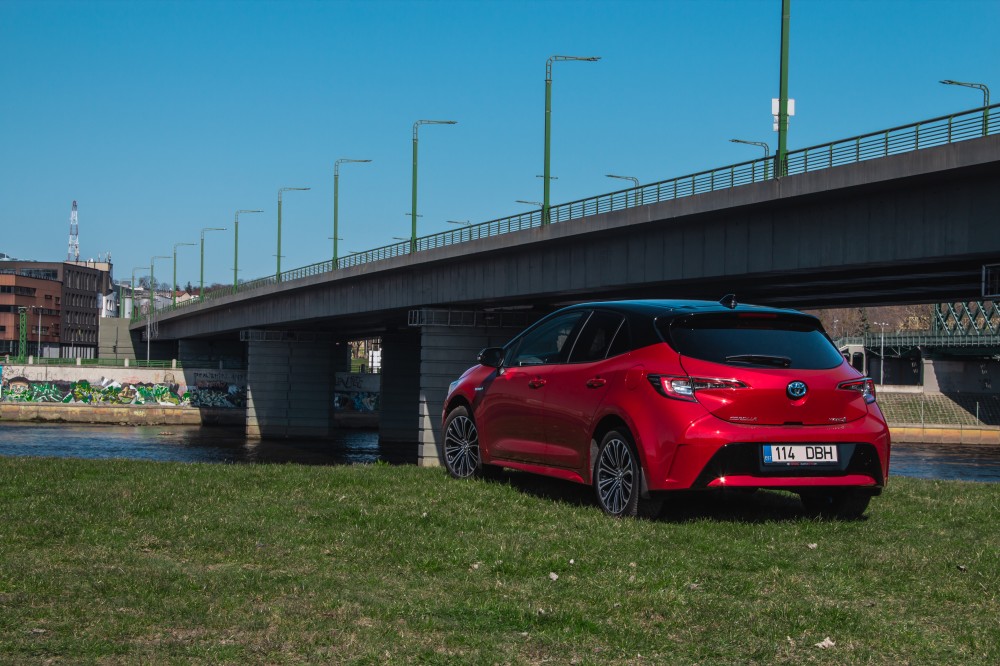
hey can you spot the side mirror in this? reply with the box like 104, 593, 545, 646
477, 347, 504, 368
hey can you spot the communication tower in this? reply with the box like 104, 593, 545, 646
67, 200, 80, 262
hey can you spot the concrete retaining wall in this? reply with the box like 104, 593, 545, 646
890, 424, 1000, 445
0, 403, 242, 426
0, 363, 247, 411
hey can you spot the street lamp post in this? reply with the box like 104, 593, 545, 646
874, 321, 889, 386
775, 0, 791, 177
940, 79, 991, 135
730, 139, 772, 181
277, 187, 310, 281
543, 55, 600, 225
605, 174, 640, 207
130, 266, 146, 321
233, 209, 263, 293
149, 255, 170, 363
199, 227, 226, 299
447, 219, 472, 242
172, 242, 196, 307
334, 159, 372, 266
412, 120, 457, 253
149, 255, 170, 309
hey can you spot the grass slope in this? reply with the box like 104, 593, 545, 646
0, 459, 997, 665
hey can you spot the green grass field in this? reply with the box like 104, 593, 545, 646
0, 458, 997, 664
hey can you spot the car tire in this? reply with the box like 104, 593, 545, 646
799, 489, 871, 520
594, 429, 661, 519
443, 406, 484, 479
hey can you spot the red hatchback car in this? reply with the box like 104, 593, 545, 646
441, 298, 890, 518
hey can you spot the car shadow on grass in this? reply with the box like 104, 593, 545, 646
483, 469, 852, 524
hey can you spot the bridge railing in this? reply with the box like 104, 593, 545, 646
148, 104, 998, 320
786, 103, 997, 174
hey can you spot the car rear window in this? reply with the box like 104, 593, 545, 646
657, 313, 844, 370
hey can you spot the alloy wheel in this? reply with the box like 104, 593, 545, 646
444, 413, 480, 478
596, 436, 635, 515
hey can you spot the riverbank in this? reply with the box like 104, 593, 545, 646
2, 401, 998, 447
0, 459, 996, 664
0, 403, 242, 426
892, 424, 1000, 445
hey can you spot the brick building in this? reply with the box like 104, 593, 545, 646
0, 261, 107, 358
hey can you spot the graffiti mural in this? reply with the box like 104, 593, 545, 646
1, 376, 185, 405
0, 375, 246, 408
334, 373, 380, 413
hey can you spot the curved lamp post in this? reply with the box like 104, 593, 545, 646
940, 79, 991, 135
277, 187, 310, 281
411, 120, 457, 253
730, 139, 771, 181
130, 266, 147, 321
543, 55, 600, 225
199, 227, 226, 298
233, 209, 263, 292
172, 242, 196, 307
149, 255, 170, 310
873, 321, 889, 386
605, 174, 640, 207
334, 158, 371, 266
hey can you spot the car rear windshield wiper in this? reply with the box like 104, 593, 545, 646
724, 354, 792, 368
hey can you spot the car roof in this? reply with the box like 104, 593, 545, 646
564, 298, 811, 320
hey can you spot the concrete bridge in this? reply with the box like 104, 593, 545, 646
139, 108, 1000, 465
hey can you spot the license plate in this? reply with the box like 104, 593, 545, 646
762, 444, 838, 465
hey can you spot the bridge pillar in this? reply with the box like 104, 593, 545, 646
379, 320, 515, 466
245, 338, 335, 439
388, 311, 528, 466
416, 326, 507, 465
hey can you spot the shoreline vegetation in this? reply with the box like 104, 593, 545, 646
1, 459, 998, 664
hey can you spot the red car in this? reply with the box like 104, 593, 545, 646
441, 298, 890, 518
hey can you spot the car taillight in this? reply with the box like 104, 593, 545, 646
647, 374, 748, 402
838, 378, 877, 404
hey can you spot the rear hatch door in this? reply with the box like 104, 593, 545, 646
661, 311, 869, 426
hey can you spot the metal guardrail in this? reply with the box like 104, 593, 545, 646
866, 333, 1000, 349
146, 104, 998, 321
15, 358, 188, 369
837, 332, 1000, 350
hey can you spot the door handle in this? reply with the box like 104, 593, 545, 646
528, 378, 547, 389
586, 377, 607, 388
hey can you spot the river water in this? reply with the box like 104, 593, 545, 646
0, 423, 998, 483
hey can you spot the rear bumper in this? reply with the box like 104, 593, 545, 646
706, 474, 881, 492
640, 413, 890, 491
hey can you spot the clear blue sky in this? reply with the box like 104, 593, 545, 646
1, 0, 997, 288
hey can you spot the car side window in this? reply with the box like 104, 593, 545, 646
568, 311, 626, 363
606, 318, 632, 358
507, 312, 586, 366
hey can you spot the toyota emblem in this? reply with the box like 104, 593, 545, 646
787, 381, 808, 399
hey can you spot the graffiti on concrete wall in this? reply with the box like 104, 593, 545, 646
333, 373, 380, 413
0, 374, 247, 408
186, 371, 247, 408
1, 376, 185, 405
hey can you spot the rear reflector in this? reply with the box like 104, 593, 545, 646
648, 374, 749, 402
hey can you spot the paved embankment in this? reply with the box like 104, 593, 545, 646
890, 424, 1000, 445
0, 403, 242, 426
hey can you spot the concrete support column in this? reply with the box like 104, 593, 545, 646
417, 324, 512, 467
246, 338, 334, 439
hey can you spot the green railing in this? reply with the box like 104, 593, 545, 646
148, 104, 998, 321
23, 358, 186, 369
